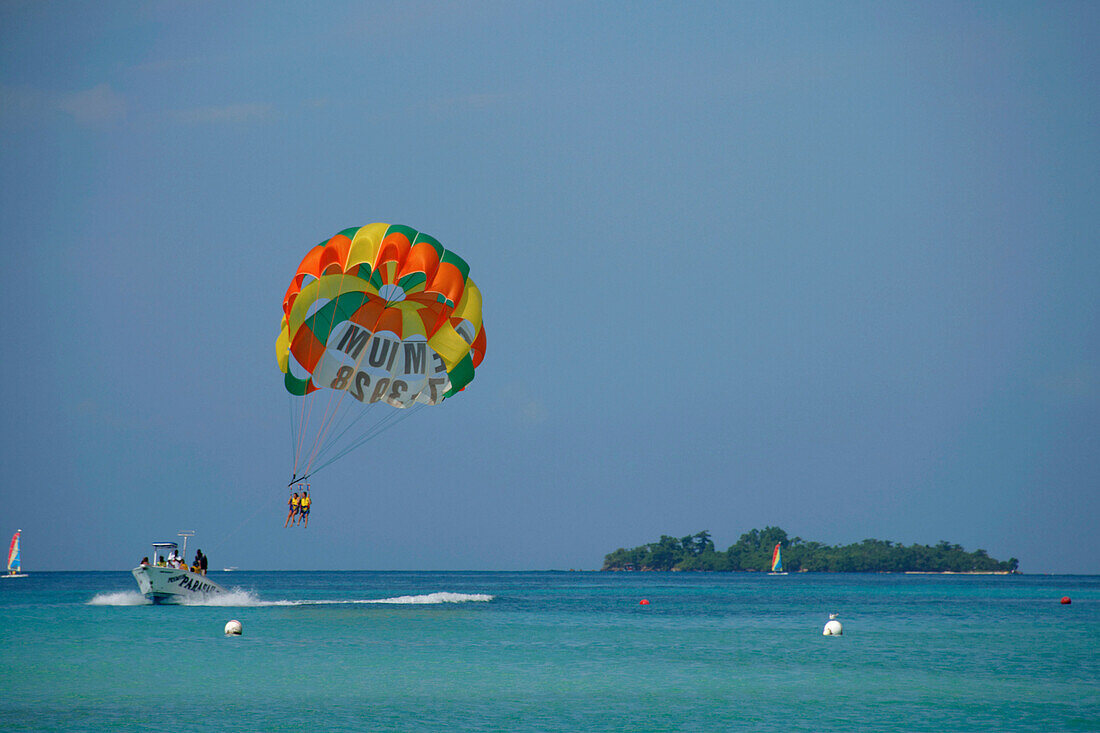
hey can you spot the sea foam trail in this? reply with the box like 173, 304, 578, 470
274, 592, 495, 606
179, 588, 269, 606
360, 592, 494, 604
88, 591, 149, 606
91, 589, 494, 607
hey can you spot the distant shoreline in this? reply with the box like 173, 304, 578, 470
902, 570, 1015, 575
603, 528, 1020, 573
603, 568, 1020, 574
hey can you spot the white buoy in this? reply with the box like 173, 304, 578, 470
224, 619, 243, 636
823, 613, 842, 636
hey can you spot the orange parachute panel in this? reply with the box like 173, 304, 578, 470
349, 299, 386, 330
290, 325, 325, 374
376, 230, 413, 271
470, 326, 486, 367
429, 261, 466, 306
375, 307, 405, 337
398, 240, 441, 282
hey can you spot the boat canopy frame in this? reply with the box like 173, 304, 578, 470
150, 531, 196, 566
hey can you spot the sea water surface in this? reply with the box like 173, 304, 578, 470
1, 571, 1097, 732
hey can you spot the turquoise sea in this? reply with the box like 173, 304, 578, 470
1, 571, 1097, 732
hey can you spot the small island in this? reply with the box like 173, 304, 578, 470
602, 527, 1019, 573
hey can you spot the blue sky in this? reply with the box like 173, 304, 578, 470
1, 1, 1097, 572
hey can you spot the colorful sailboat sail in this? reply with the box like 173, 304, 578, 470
770, 542, 783, 573
7, 531, 22, 574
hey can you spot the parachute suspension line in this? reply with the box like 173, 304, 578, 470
302, 382, 347, 478
296, 362, 331, 472
309, 403, 425, 476
298, 295, 396, 479
291, 244, 360, 481
288, 393, 302, 480
295, 278, 354, 477
310, 401, 394, 470
302, 254, 359, 470
291, 272, 324, 477
293, 380, 320, 479
295, 399, 314, 480
298, 286, 352, 478
305, 288, 427, 477
304, 391, 361, 470
292, 395, 306, 479
307, 397, 380, 468
297, 379, 323, 471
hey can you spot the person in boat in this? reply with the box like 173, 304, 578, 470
140, 557, 149, 566
167, 548, 180, 568
285, 492, 300, 527
298, 489, 311, 527
198, 549, 208, 575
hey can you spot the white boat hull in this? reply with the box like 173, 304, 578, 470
132, 565, 227, 604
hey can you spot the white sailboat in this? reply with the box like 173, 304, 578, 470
132, 531, 226, 604
768, 542, 788, 576
4, 530, 27, 578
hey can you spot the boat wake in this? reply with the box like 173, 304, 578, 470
182, 590, 495, 606
186, 590, 495, 607
89, 589, 493, 607
88, 591, 149, 606
354, 592, 494, 605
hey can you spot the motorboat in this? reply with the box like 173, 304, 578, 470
132, 531, 226, 604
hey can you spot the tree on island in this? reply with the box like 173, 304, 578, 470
602, 527, 1019, 573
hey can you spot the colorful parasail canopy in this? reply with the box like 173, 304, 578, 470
277, 224, 486, 480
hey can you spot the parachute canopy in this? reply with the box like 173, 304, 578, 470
277, 224, 486, 478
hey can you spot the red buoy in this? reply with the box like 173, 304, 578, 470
1061, 596, 1071, 605
639, 598, 650, 605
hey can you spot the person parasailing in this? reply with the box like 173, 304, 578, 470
298, 488, 311, 527
284, 491, 299, 527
